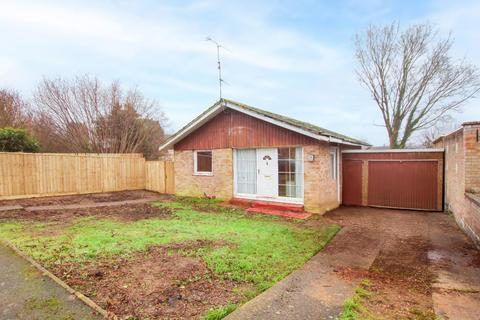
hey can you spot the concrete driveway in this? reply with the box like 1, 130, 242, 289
227, 206, 480, 320
0, 242, 102, 320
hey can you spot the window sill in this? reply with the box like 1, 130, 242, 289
194, 172, 213, 176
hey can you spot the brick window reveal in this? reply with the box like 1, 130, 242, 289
194, 150, 213, 175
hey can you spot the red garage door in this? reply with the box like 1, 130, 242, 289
342, 150, 443, 211
342, 159, 363, 206
368, 160, 439, 210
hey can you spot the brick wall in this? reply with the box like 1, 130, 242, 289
304, 143, 340, 214
174, 149, 233, 200
435, 122, 480, 248
464, 124, 480, 193
174, 144, 341, 214
442, 130, 466, 215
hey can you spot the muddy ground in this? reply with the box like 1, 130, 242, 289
0, 194, 250, 319
54, 240, 248, 320
0, 202, 173, 223
326, 206, 480, 319
0, 190, 166, 207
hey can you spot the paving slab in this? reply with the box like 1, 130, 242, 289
228, 206, 480, 320
23, 197, 163, 212
226, 226, 382, 320
0, 242, 102, 320
428, 213, 480, 320
0, 205, 23, 212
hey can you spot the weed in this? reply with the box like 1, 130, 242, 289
409, 307, 441, 320
203, 303, 238, 320
1, 198, 340, 319
339, 279, 376, 320
25, 297, 60, 312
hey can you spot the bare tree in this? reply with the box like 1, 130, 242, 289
34, 75, 166, 158
355, 23, 480, 148
0, 89, 32, 128
420, 117, 460, 148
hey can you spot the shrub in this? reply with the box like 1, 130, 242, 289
0, 127, 40, 152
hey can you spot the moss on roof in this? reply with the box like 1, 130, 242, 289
163, 98, 370, 149
223, 99, 369, 146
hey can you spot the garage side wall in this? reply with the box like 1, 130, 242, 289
174, 149, 233, 200
304, 143, 340, 214
435, 122, 480, 248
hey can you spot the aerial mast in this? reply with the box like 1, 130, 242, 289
206, 37, 226, 100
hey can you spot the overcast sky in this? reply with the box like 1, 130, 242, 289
1, 0, 479, 146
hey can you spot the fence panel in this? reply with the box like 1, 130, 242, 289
0, 152, 146, 199
145, 161, 175, 194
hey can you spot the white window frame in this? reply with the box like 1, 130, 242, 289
330, 148, 338, 180
193, 150, 213, 176
233, 147, 304, 204
330, 147, 340, 202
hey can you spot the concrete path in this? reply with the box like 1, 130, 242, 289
0, 242, 102, 320
429, 213, 480, 319
227, 207, 480, 320
0, 197, 164, 212
226, 222, 383, 320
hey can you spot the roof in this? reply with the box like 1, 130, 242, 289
159, 98, 370, 151
342, 148, 444, 154
463, 121, 480, 126
431, 120, 480, 144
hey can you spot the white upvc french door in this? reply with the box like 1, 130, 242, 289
234, 147, 303, 203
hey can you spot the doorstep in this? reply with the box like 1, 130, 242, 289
230, 198, 311, 219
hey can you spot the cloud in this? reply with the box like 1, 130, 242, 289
1, 0, 478, 146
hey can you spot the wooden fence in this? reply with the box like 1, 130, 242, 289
0, 152, 174, 200
145, 161, 175, 194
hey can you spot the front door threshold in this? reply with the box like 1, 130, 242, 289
230, 198, 310, 219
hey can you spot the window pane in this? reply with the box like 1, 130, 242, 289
197, 151, 212, 172
277, 147, 303, 198
330, 152, 336, 179
278, 148, 290, 160
236, 149, 257, 194
290, 148, 297, 160
278, 160, 289, 172
279, 172, 288, 185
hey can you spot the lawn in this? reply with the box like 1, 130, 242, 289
0, 196, 339, 319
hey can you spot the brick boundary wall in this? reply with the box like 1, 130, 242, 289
434, 121, 480, 249
458, 193, 480, 248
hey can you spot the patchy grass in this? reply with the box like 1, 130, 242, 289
409, 308, 442, 320
339, 278, 441, 320
0, 196, 339, 318
339, 280, 376, 320
203, 303, 239, 320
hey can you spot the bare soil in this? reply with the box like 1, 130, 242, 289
0, 190, 166, 207
0, 203, 173, 223
326, 206, 480, 319
337, 236, 435, 319
51, 240, 247, 320
0, 194, 250, 319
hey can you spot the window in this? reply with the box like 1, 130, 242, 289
278, 147, 303, 198
235, 149, 257, 194
194, 150, 212, 175
330, 148, 338, 180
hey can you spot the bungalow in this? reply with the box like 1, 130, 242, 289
159, 99, 369, 214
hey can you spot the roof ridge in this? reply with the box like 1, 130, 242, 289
159, 98, 370, 151
222, 98, 369, 146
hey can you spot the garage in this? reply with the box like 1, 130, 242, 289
342, 150, 444, 211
